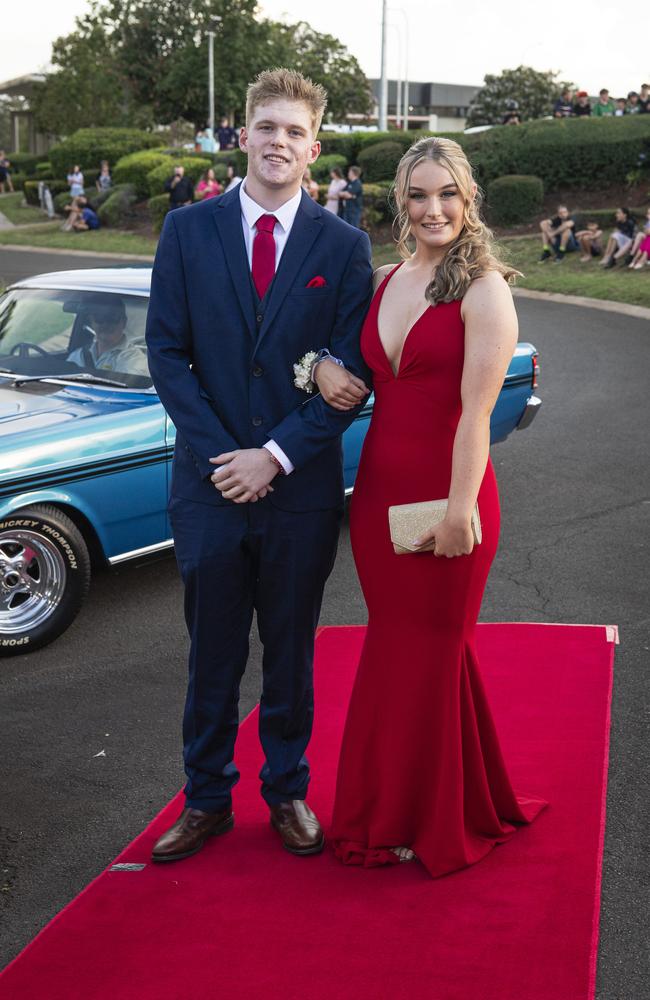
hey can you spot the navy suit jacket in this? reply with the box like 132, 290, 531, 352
146, 186, 373, 512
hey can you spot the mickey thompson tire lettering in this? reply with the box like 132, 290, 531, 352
0, 504, 91, 658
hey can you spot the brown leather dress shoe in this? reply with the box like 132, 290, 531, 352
269, 800, 325, 855
151, 807, 234, 862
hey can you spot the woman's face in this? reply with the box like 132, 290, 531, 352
615, 209, 625, 222
207, 169, 215, 181
405, 159, 468, 254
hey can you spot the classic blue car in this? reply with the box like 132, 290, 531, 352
0, 268, 541, 655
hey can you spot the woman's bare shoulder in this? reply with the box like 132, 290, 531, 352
462, 270, 513, 313
372, 262, 397, 291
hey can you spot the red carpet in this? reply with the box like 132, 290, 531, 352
1, 623, 615, 1000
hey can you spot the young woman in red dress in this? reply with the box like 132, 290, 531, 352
315, 136, 548, 876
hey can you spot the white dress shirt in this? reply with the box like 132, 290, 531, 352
239, 180, 304, 475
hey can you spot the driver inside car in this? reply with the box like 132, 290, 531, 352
67, 299, 149, 377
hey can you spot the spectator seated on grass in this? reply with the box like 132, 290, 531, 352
61, 196, 100, 232
539, 205, 579, 262
628, 208, 650, 269
576, 222, 603, 262
601, 208, 637, 268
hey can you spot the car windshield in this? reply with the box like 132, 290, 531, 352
0, 287, 152, 389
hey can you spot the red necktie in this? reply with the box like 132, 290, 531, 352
252, 214, 277, 299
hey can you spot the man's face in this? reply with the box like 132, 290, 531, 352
600, 92, 609, 103
240, 99, 320, 193
557, 206, 569, 220
91, 314, 125, 347
175, 166, 184, 177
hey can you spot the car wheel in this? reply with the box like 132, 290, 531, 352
0, 505, 91, 657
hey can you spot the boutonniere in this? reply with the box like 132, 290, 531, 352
306, 276, 327, 287
293, 351, 319, 393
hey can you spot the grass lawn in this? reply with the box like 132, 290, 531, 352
372, 238, 650, 309
0, 193, 51, 226
0, 223, 157, 257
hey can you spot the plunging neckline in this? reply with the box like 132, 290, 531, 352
376, 262, 432, 378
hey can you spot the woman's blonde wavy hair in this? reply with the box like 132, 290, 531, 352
391, 136, 520, 305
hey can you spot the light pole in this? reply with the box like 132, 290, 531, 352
379, 0, 388, 131
389, 6, 409, 130
207, 16, 222, 140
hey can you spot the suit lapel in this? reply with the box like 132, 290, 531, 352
211, 191, 256, 339
255, 192, 324, 351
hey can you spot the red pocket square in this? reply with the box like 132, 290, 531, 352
306, 275, 327, 287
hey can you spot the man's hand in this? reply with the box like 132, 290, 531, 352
313, 358, 370, 411
210, 448, 278, 503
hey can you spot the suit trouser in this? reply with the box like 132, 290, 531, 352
168, 494, 342, 812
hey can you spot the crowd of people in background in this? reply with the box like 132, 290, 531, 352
539, 204, 650, 271
552, 84, 650, 117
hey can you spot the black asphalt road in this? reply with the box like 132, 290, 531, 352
0, 248, 152, 288
1, 258, 648, 996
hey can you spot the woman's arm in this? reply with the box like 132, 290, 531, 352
413, 271, 518, 556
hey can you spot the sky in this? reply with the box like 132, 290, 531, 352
2, 0, 644, 99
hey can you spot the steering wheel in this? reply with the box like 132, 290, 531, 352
9, 342, 49, 359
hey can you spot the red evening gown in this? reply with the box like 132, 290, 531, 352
331, 264, 548, 877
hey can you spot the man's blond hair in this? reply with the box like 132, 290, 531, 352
246, 68, 327, 136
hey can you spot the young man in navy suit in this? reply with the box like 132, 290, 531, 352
146, 69, 373, 861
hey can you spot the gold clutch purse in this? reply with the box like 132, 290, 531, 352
388, 499, 482, 554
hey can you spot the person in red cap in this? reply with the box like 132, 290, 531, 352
573, 91, 592, 116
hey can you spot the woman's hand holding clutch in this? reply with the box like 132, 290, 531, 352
413, 515, 475, 558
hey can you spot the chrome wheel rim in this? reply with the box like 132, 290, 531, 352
0, 530, 67, 634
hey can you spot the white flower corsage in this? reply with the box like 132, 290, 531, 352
293, 351, 318, 393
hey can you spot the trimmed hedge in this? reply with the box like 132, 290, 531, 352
487, 175, 544, 225
470, 116, 650, 190
113, 150, 173, 198
146, 156, 212, 197
7, 172, 28, 191
4, 152, 42, 177
148, 193, 170, 235
213, 149, 247, 176
49, 128, 164, 180
35, 161, 53, 178
97, 185, 137, 227
23, 179, 68, 205
357, 141, 404, 183
310, 154, 347, 183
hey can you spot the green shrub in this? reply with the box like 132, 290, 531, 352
362, 182, 393, 225
146, 156, 212, 197
471, 116, 650, 189
357, 141, 404, 182
97, 185, 137, 227
213, 149, 247, 177
148, 193, 170, 234
35, 161, 53, 178
49, 128, 164, 180
487, 175, 544, 225
23, 179, 68, 205
113, 150, 173, 197
53, 191, 73, 214
7, 172, 27, 192
310, 154, 348, 183
5, 152, 41, 176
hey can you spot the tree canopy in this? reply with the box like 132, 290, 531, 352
466, 65, 575, 127
31, 0, 373, 137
